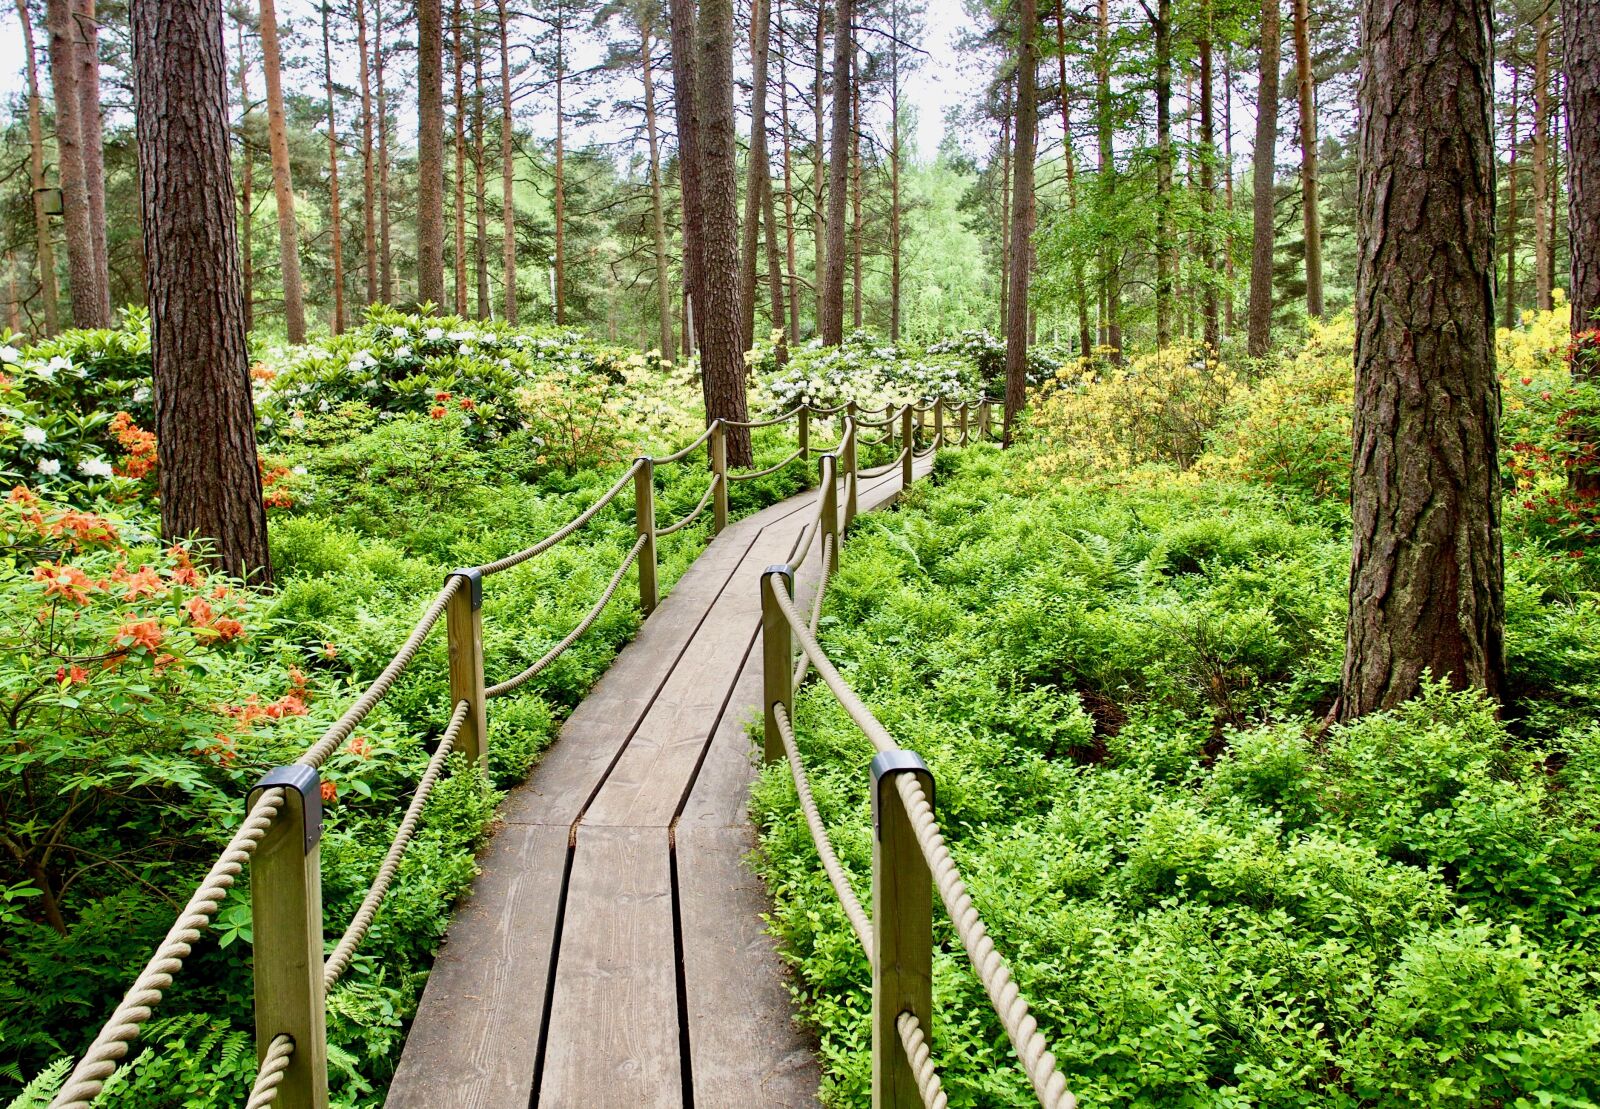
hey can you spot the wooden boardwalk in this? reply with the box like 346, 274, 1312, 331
387, 456, 932, 1109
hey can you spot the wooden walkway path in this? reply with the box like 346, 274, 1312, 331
387, 455, 933, 1109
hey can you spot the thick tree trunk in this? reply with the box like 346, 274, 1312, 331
498, 0, 516, 322
740, 0, 773, 352
322, 0, 346, 333
820, 0, 850, 344
1291, 0, 1321, 317
696, 0, 754, 461
132, 0, 271, 582
472, 0, 489, 318
1567, 0, 1600, 337
357, 0, 379, 306
1532, 7, 1552, 312
75, 0, 110, 314
46, 0, 107, 329
642, 20, 673, 358
453, 0, 468, 316
417, 0, 447, 308
777, 0, 801, 340
1342, 0, 1502, 720
378, 0, 395, 302
1199, 5, 1219, 350
258, 0, 305, 341
1504, 69, 1520, 330
236, 17, 254, 332
669, 0, 705, 353
1247, 0, 1279, 358
18, 0, 60, 334
1151, 0, 1173, 347
1003, 0, 1037, 445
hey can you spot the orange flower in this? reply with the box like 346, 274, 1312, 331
116, 618, 164, 653
35, 563, 97, 605
8, 486, 38, 506
320, 780, 338, 803
211, 617, 245, 641
55, 665, 90, 686
123, 565, 167, 601
429, 406, 447, 419
182, 596, 215, 625
347, 736, 373, 759
322, 642, 338, 659
57, 510, 117, 546
459, 397, 476, 410
435, 391, 452, 402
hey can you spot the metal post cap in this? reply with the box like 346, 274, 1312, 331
250, 765, 323, 854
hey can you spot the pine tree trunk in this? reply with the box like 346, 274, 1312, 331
1152, 0, 1173, 348
1247, 0, 1279, 358
472, 0, 489, 318
322, 0, 346, 334
417, 0, 447, 308
1532, 7, 1552, 313
1056, 0, 1089, 359
453, 0, 468, 316
1223, 49, 1235, 336
1291, 0, 1321, 317
75, 0, 110, 314
1003, 0, 1037, 444
356, 0, 379, 306
999, 86, 1011, 332
18, 0, 60, 334
378, 0, 395, 302
669, 0, 705, 352
259, 0, 305, 340
1566, 0, 1600, 337
1341, 0, 1502, 720
740, 0, 773, 352
1504, 69, 1520, 330
553, 8, 566, 323
850, 65, 862, 331
642, 18, 673, 358
891, 0, 903, 343
820, 0, 850, 344
498, 0, 516, 322
1097, 0, 1119, 362
695, 0, 754, 463
777, 0, 801, 340
46, 0, 106, 329
132, 0, 271, 583
813, 0, 826, 329
237, 16, 254, 332
763, 166, 786, 353
1198, 8, 1219, 350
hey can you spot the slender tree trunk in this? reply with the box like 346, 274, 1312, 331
1504, 68, 1520, 330
258, 0, 305, 340
452, 0, 468, 316
820, 0, 850, 344
377, 0, 394, 302
891, 0, 903, 342
1247, 0, 1279, 358
1532, 7, 1553, 313
1341, 0, 1501, 719
236, 17, 254, 332
554, 9, 566, 323
850, 65, 862, 331
1291, 0, 1321, 317
1097, 0, 1120, 361
1004, 0, 1038, 444
75, 0, 110, 313
1566, 0, 1600, 337
1152, 0, 1174, 348
763, 163, 786, 353
472, 0, 489, 318
1224, 49, 1236, 335
813, 0, 826, 328
46, 0, 106, 328
696, 0, 754, 463
669, 0, 705, 353
498, 0, 516, 322
322, 0, 346, 333
6, 259, 20, 333
356, 0, 378, 305
741, 0, 773, 352
999, 88, 1011, 330
132, 0, 271, 582
642, 18, 673, 358
778, 0, 801, 340
1199, 4, 1219, 350
1056, 0, 1089, 359
18, 0, 60, 334
1549, 75, 1562, 302
417, 0, 447, 307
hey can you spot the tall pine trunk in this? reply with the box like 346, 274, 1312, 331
1341, 0, 1502, 719
553, 6, 566, 323
669, 0, 705, 352
236, 17, 254, 332
891, 0, 904, 342
453, 0, 468, 316
1097, 0, 1119, 362
1056, 0, 1089, 359
258, 0, 306, 341
1291, 0, 1321, 317
1224, 50, 1236, 335
498, 0, 516, 321
1198, 6, 1218, 350
1532, 8, 1552, 312
1566, 0, 1600, 337
1003, 0, 1037, 444
642, 18, 673, 357
777, 0, 801, 340
740, 0, 773, 352
812, 0, 826, 329
1504, 70, 1520, 330
378, 0, 395, 302
18, 0, 60, 334
820, 0, 850, 344
1247, 0, 1279, 358
850, 65, 862, 330
322, 0, 346, 333
132, 0, 271, 582
47, 0, 108, 328
1151, 0, 1173, 347
472, 0, 489, 318
417, 0, 447, 308
76, 0, 110, 312
357, 0, 379, 305
695, 0, 754, 463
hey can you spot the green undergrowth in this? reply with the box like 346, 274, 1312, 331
753, 448, 1600, 1108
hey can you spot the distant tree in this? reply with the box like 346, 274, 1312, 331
1247, 0, 1279, 358
16, 0, 61, 334
1003, 0, 1037, 443
258, 0, 307, 340
132, 0, 272, 581
46, 0, 110, 327
1341, 0, 1502, 719
820, 0, 850, 344
1291, 0, 1322, 317
669, 0, 705, 351
418, 0, 448, 306
321, 0, 347, 331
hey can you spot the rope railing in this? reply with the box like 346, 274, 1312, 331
725, 404, 805, 428
727, 446, 805, 482
243, 1033, 295, 1109
897, 1012, 950, 1109
657, 474, 721, 536
472, 459, 643, 577
859, 446, 912, 480
653, 420, 720, 464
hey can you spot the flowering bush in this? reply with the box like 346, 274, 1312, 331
0, 335, 136, 495
751, 330, 985, 414
924, 328, 1061, 389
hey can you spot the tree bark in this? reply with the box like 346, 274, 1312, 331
1224, 48, 1236, 336
472, 0, 489, 318
813, 0, 826, 329
236, 16, 255, 332
777, 0, 801, 340
322, 0, 347, 333
891, 0, 904, 342
75, 0, 110, 315
642, 17, 673, 357
132, 0, 271, 582
850, 64, 862, 331
741, 0, 774, 352
1056, 0, 1089, 358
999, 85, 1011, 330
417, 0, 447, 308
1291, 0, 1322, 317
18, 0, 61, 334
453, 0, 468, 316
820, 0, 850, 344
1504, 67, 1520, 330
377, 0, 394, 302
498, 0, 516, 321
669, 0, 705, 352
553, 4, 566, 323
695, 0, 754, 463
1566, 0, 1600, 337
356, 0, 379, 306
1150, 0, 1173, 347
1247, 0, 1279, 358
1198, 2, 1219, 350
1003, 0, 1037, 444
1532, 6, 1552, 313
1097, 0, 1119, 361
258, 0, 305, 341
1341, 0, 1502, 720
46, 0, 107, 329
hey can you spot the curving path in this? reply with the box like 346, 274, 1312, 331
386, 454, 933, 1109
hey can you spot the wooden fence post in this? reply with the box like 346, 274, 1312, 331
798, 406, 810, 461
870, 751, 934, 1109
632, 459, 659, 615
900, 405, 914, 491
445, 569, 488, 766
959, 402, 969, 446
933, 400, 944, 449
711, 420, 729, 534
250, 767, 330, 1109
842, 415, 859, 528
978, 398, 991, 442
760, 565, 794, 765
820, 452, 840, 575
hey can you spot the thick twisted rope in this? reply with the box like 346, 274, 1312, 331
657, 475, 721, 536
897, 1011, 950, 1109
50, 790, 288, 1109
485, 534, 647, 698
472, 460, 642, 576
727, 447, 804, 482
789, 520, 818, 571
323, 701, 467, 988
243, 1033, 296, 1109
724, 404, 804, 428
773, 703, 873, 958
793, 533, 835, 689
859, 447, 912, 480
653, 422, 718, 464
771, 586, 1075, 1109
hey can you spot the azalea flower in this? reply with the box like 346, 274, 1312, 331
36, 458, 60, 476
0, 345, 19, 363
22, 426, 46, 445
78, 458, 113, 479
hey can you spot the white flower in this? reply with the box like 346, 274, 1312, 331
47, 356, 73, 375
0, 345, 19, 364
392, 345, 413, 360
424, 327, 445, 341
34, 362, 55, 380
22, 426, 46, 445
448, 330, 475, 342
78, 457, 113, 478
291, 465, 307, 476
36, 458, 60, 475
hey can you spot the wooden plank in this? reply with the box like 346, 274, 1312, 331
387, 823, 569, 1109
537, 826, 681, 1107
676, 826, 822, 1108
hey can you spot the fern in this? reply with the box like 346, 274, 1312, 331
4, 1057, 70, 1109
